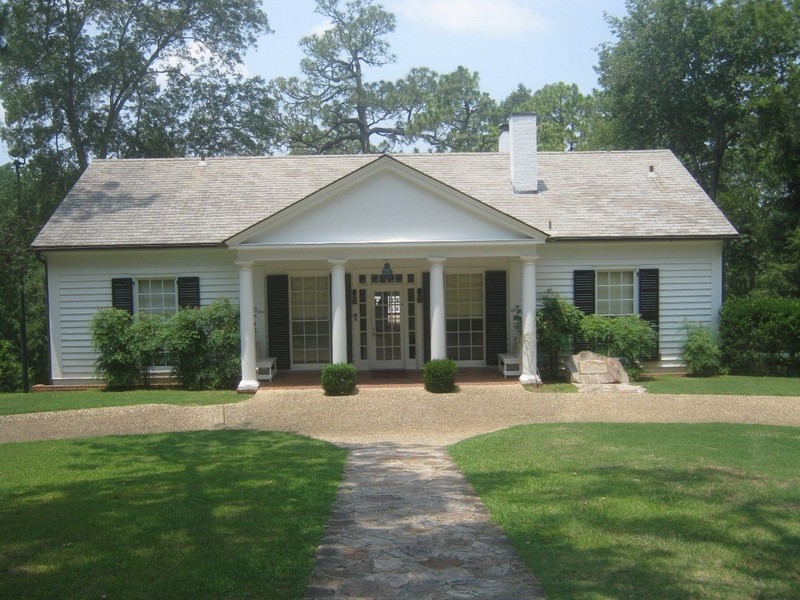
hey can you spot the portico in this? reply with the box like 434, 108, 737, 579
227, 155, 546, 392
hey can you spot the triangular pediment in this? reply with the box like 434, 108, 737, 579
228, 156, 546, 247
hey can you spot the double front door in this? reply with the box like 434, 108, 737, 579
353, 276, 420, 370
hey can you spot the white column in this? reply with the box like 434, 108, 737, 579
237, 261, 259, 393
329, 259, 348, 364
429, 258, 446, 360
519, 256, 542, 385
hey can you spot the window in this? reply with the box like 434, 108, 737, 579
290, 276, 330, 365
445, 273, 484, 361
137, 279, 177, 316
135, 278, 177, 367
596, 270, 635, 315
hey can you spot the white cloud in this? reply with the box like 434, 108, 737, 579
393, 0, 546, 36
308, 20, 335, 38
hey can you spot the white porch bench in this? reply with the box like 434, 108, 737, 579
256, 357, 277, 381
498, 353, 521, 377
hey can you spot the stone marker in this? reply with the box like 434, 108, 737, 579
566, 351, 629, 384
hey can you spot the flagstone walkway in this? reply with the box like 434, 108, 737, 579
305, 444, 544, 599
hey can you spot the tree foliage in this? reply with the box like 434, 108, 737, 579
0, 0, 272, 170
270, 0, 403, 153
499, 82, 599, 151
597, 0, 800, 298
406, 66, 499, 152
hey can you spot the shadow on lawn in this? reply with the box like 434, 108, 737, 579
0, 431, 347, 600
462, 462, 800, 600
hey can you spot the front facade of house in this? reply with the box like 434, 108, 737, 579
33, 115, 737, 390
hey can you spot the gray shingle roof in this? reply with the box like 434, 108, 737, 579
31, 150, 737, 250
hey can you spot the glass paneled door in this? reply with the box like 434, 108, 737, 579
353, 271, 420, 371
372, 289, 404, 369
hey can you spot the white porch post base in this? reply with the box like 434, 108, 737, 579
237, 260, 259, 393
519, 373, 543, 386
237, 380, 260, 393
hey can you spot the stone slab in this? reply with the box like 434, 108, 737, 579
566, 351, 629, 384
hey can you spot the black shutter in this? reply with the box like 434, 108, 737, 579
639, 268, 660, 359
345, 273, 353, 364
177, 277, 200, 308
422, 272, 431, 363
573, 270, 595, 352
111, 278, 134, 314
573, 270, 596, 315
266, 275, 291, 370
484, 271, 507, 366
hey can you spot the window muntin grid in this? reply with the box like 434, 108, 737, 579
136, 278, 177, 317
596, 270, 635, 315
290, 276, 331, 365
445, 273, 484, 361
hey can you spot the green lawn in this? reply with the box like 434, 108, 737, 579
450, 423, 800, 600
0, 431, 347, 600
0, 388, 248, 416
641, 374, 800, 396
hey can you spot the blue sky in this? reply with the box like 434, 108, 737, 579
0, 0, 628, 164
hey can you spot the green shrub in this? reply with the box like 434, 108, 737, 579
91, 299, 240, 391
165, 299, 240, 390
128, 314, 167, 387
203, 299, 241, 388
719, 296, 800, 376
321, 363, 357, 396
680, 322, 721, 377
90, 308, 139, 390
536, 290, 584, 380
580, 314, 656, 380
423, 358, 458, 393
0, 339, 21, 392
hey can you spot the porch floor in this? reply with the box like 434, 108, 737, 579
259, 367, 519, 389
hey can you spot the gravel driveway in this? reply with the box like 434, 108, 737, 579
1, 384, 798, 445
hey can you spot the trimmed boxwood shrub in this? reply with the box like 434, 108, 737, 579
680, 322, 721, 377
719, 296, 800, 376
580, 314, 656, 381
321, 363, 357, 395
423, 358, 458, 393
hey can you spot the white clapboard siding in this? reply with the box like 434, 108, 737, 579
535, 240, 723, 368
46, 248, 239, 383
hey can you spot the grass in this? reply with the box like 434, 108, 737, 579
641, 374, 800, 396
0, 388, 249, 416
450, 423, 800, 600
526, 381, 579, 393
0, 430, 347, 600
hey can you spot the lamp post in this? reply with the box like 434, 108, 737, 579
13, 157, 29, 393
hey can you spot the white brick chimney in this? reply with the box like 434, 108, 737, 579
507, 113, 538, 194
498, 124, 510, 153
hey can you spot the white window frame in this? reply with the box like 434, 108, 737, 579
595, 269, 637, 316
288, 274, 331, 368
133, 277, 178, 369
445, 271, 486, 365
134, 277, 178, 317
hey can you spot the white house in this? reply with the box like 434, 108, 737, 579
32, 114, 737, 391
